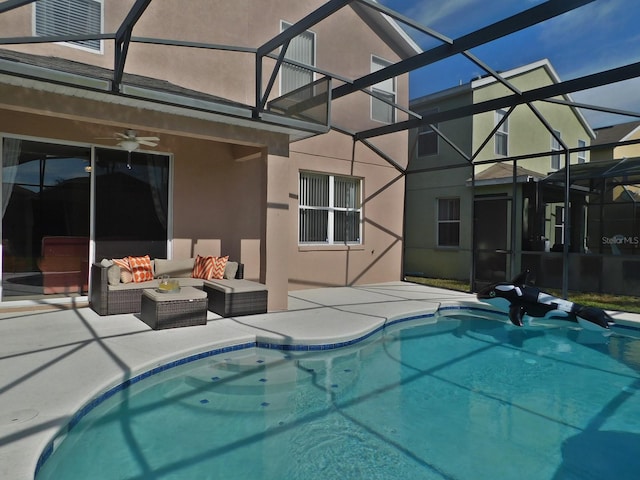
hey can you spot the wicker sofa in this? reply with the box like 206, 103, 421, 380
89, 257, 245, 316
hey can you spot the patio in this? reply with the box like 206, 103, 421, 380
1, 282, 639, 479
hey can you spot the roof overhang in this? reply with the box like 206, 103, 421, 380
0, 55, 329, 143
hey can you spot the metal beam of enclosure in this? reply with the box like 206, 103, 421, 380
255, 0, 353, 115
357, 61, 640, 140
332, 0, 596, 101
113, 0, 153, 92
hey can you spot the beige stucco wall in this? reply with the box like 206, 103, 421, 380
0, 1, 410, 115
0, 86, 281, 306
0, 1, 412, 308
286, 130, 406, 290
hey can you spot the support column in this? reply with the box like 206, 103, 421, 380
263, 153, 291, 311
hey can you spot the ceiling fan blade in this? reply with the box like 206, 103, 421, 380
137, 140, 158, 147
137, 136, 160, 142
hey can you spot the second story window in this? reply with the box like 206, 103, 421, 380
371, 56, 396, 123
35, 0, 103, 52
551, 130, 562, 170
280, 21, 315, 95
494, 109, 508, 156
578, 139, 587, 164
417, 108, 438, 157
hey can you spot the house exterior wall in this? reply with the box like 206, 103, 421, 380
405, 87, 473, 280
614, 127, 640, 159
472, 66, 592, 172
404, 61, 593, 283
0, 1, 411, 308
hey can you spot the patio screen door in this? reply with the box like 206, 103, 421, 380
473, 196, 511, 290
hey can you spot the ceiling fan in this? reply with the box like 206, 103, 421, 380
114, 129, 159, 151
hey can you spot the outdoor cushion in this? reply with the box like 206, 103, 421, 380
107, 265, 121, 286
154, 258, 195, 278
112, 257, 133, 283
224, 261, 238, 279
211, 255, 229, 280
192, 255, 215, 279
129, 255, 154, 283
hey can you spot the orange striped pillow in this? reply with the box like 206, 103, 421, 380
128, 255, 154, 283
211, 256, 229, 280
112, 257, 133, 284
192, 255, 215, 279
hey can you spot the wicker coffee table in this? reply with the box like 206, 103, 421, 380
140, 286, 208, 330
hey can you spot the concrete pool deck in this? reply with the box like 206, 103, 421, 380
1, 281, 638, 480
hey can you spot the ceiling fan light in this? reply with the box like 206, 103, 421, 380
119, 139, 139, 152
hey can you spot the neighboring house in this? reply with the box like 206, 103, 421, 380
404, 59, 596, 289
591, 120, 640, 161
0, 1, 419, 309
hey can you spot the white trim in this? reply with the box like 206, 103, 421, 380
621, 124, 640, 142
370, 55, 396, 124
298, 171, 363, 246
375, 5, 422, 55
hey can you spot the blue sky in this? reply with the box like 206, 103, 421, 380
380, 0, 640, 128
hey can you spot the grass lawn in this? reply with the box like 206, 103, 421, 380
405, 276, 640, 314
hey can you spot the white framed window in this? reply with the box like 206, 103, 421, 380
34, 0, 103, 53
299, 172, 362, 245
280, 21, 316, 95
437, 197, 460, 247
371, 56, 396, 123
417, 108, 438, 157
551, 130, 562, 170
577, 139, 587, 164
494, 109, 508, 156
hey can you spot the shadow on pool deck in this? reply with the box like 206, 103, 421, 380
0, 281, 638, 480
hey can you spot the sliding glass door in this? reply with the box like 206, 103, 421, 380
1, 138, 170, 302
93, 147, 169, 260
1, 139, 91, 299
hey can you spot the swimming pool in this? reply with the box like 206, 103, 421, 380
36, 312, 640, 479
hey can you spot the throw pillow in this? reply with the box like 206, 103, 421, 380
128, 255, 154, 283
211, 255, 229, 280
100, 258, 113, 267
192, 255, 215, 279
107, 265, 121, 286
224, 261, 238, 279
112, 257, 133, 284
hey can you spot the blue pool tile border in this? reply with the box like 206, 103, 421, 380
34, 304, 639, 476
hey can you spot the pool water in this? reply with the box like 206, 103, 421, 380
36, 314, 640, 480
